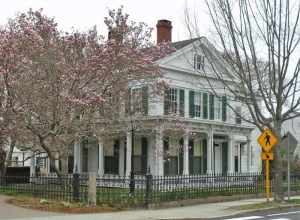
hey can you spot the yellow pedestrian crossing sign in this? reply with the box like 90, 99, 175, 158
258, 129, 278, 152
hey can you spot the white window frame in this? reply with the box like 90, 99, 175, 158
214, 96, 222, 120
194, 54, 205, 71
169, 88, 179, 115
235, 106, 242, 124
131, 87, 143, 114
194, 92, 202, 118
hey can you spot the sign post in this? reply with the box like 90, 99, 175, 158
258, 129, 278, 202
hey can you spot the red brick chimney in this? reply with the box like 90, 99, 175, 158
156, 19, 172, 44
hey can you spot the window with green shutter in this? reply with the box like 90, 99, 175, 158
209, 94, 214, 120
194, 92, 201, 117
203, 93, 208, 119
222, 96, 227, 121
142, 86, 148, 115
179, 89, 185, 117
189, 91, 195, 118
164, 88, 170, 115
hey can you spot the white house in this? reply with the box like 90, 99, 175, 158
32, 20, 261, 177
66, 20, 261, 177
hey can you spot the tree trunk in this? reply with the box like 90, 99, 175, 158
37, 135, 63, 178
273, 122, 284, 202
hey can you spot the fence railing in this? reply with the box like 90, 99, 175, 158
1, 172, 300, 206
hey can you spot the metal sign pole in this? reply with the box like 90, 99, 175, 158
266, 159, 270, 202
288, 134, 290, 201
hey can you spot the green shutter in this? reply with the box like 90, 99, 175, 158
222, 96, 227, 121
142, 86, 148, 115
179, 89, 185, 117
189, 91, 195, 118
209, 94, 214, 120
164, 88, 170, 115
203, 93, 208, 119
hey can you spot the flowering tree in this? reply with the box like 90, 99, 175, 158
0, 8, 173, 177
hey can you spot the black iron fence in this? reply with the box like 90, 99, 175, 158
1, 172, 300, 206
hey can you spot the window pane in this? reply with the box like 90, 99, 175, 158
214, 97, 222, 120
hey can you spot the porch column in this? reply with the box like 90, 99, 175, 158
207, 128, 214, 174
73, 141, 81, 173
227, 134, 235, 173
119, 138, 125, 176
97, 138, 104, 176
246, 135, 251, 172
125, 131, 132, 177
155, 128, 164, 176
54, 152, 60, 172
183, 132, 189, 175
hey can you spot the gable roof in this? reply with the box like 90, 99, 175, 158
171, 37, 202, 50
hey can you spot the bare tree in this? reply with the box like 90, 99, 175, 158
186, 0, 300, 201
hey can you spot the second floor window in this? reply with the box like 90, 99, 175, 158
235, 106, 242, 124
164, 88, 185, 116
125, 86, 148, 116
194, 92, 202, 117
131, 88, 143, 114
214, 97, 222, 120
194, 54, 205, 71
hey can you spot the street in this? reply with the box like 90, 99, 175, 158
0, 196, 59, 220
215, 208, 300, 220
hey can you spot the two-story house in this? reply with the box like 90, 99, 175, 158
31, 20, 261, 177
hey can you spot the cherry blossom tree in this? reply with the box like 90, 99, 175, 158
0, 8, 173, 177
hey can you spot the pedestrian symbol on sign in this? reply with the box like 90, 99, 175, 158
265, 132, 271, 146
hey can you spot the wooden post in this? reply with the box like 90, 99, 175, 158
88, 172, 97, 206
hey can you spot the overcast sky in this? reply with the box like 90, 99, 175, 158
0, 0, 210, 42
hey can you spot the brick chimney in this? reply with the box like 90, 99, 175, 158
156, 19, 172, 44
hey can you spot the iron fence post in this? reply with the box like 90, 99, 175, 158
145, 170, 153, 208
73, 171, 80, 202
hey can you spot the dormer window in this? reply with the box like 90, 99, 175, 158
194, 54, 205, 71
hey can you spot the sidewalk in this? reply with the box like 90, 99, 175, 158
14, 197, 273, 220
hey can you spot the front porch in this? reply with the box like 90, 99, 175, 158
72, 123, 252, 176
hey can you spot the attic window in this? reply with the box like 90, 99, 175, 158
194, 54, 205, 71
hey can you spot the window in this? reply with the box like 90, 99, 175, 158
131, 88, 143, 114
214, 97, 222, 120
170, 88, 178, 114
194, 92, 201, 117
164, 88, 185, 116
128, 87, 148, 115
235, 106, 242, 124
194, 54, 205, 70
